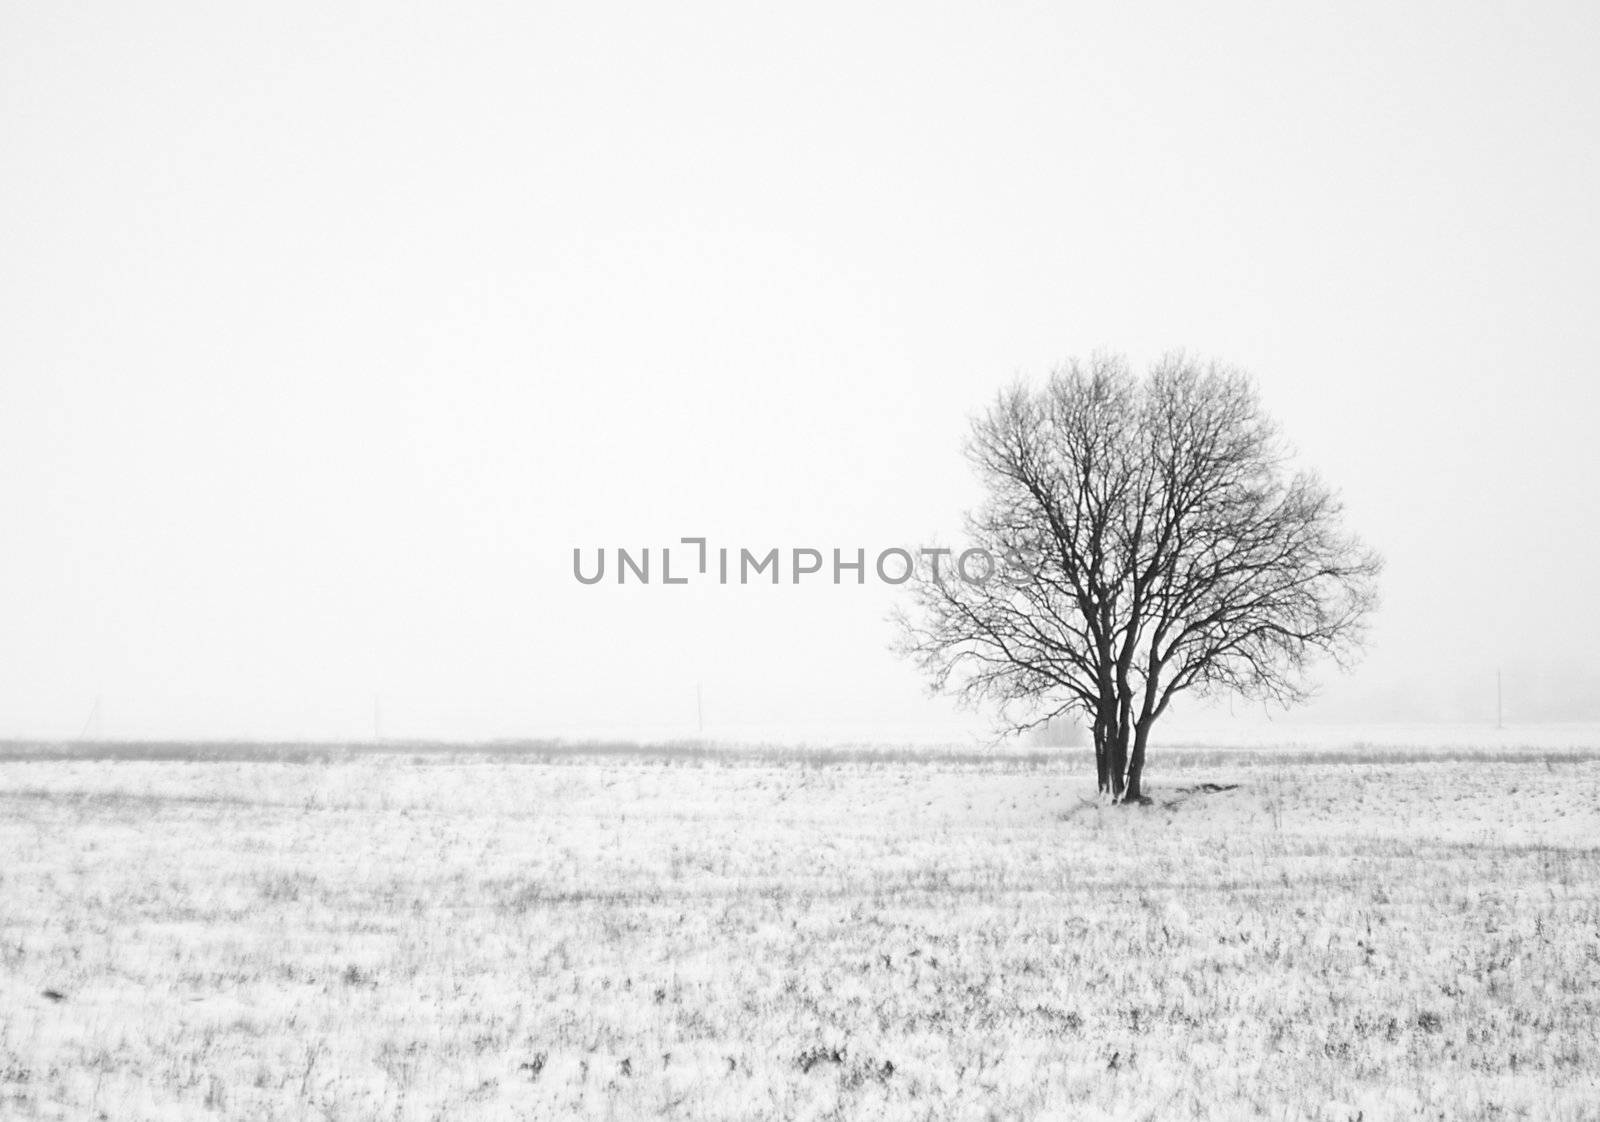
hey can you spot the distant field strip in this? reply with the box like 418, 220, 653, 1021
2, 738, 1597, 767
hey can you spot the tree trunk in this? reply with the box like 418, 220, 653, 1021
1107, 725, 1128, 801
1125, 719, 1151, 803
1093, 697, 1116, 795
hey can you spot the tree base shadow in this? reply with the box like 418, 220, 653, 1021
1159, 782, 1241, 811
1058, 783, 1239, 818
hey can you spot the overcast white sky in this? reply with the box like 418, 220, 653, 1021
3, 1, 1598, 741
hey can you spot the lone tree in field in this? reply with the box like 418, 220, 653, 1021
896, 354, 1381, 802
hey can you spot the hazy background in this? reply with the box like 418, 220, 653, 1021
3, 0, 1598, 742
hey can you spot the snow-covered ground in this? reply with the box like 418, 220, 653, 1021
2, 743, 1597, 1119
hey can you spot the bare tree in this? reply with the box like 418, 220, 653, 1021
896, 353, 1381, 802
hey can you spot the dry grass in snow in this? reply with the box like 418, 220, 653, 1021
2, 745, 1598, 1119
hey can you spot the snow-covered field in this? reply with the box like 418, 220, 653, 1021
2, 743, 1598, 1119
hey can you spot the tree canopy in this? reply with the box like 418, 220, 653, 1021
896, 354, 1382, 801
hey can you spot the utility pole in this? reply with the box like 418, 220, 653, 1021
78, 695, 102, 741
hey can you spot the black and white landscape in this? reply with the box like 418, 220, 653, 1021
3, 3, 1598, 1119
